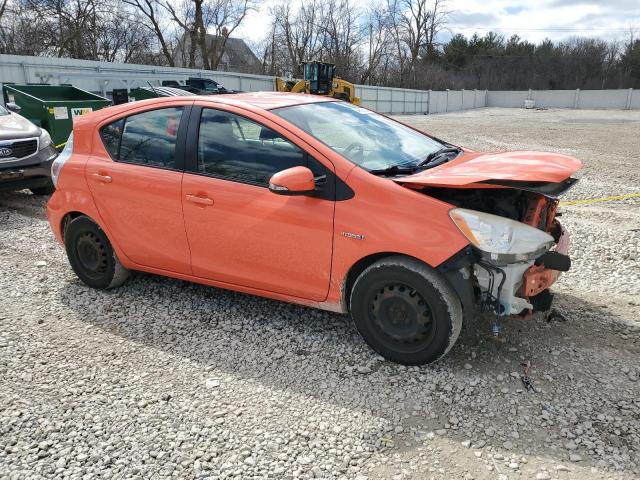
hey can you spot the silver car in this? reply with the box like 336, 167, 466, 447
0, 103, 58, 195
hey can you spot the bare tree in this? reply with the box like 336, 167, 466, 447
9, 0, 154, 62
259, 12, 282, 75
318, 0, 363, 78
2, 0, 639, 90
164, 0, 255, 70
263, 0, 364, 78
161, 0, 196, 67
424, 0, 449, 60
203, 0, 255, 69
385, 0, 450, 86
0, 0, 8, 23
277, 1, 323, 76
387, 0, 426, 84
360, 3, 394, 84
0, 1, 50, 55
123, 0, 176, 66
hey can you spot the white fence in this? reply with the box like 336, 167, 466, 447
358, 85, 427, 114
0, 54, 484, 114
0, 54, 637, 113
0, 54, 274, 97
357, 86, 489, 114
488, 88, 637, 110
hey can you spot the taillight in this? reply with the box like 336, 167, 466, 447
51, 133, 73, 187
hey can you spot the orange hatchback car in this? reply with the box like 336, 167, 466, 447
47, 93, 581, 365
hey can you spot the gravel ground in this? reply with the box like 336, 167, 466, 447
1, 107, 639, 480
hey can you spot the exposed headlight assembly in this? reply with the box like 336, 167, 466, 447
449, 208, 554, 264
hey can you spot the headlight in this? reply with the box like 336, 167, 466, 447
449, 208, 554, 264
39, 129, 52, 150
51, 133, 73, 187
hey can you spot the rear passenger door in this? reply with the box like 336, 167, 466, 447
86, 104, 193, 274
181, 105, 335, 301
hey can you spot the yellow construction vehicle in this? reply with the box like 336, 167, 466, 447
275, 61, 361, 105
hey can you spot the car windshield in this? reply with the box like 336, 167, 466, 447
273, 101, 445, 171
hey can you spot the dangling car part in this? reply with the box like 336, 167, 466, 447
396, 150, 580, 319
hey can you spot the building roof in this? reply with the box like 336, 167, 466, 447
172, 35, 262, 72
221, 38, 261, 71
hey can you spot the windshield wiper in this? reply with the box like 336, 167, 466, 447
368, 146, 462, 177
417, 146, 462, 167
368, 164, 419, 176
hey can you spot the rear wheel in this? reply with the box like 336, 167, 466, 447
350, 256, 463, 365
64, 216, 130, 289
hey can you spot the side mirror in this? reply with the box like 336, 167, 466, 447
5, 102, 21, 113
269, 166, 315, 195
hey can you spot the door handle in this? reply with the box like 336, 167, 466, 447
186, 194, 214, 206
92, 172, 112, 183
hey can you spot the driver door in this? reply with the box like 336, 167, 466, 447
181, 106, 335, 301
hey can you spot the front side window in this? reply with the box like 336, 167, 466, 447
100, 107, 183, 169
273, 101, 444, 171
197, 109, 308, 186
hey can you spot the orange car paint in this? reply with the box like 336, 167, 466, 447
269, 165, 316, 192
47, 93, 579, 314
399, 150, 582, 187
182, 172, 335, 301
523, 195, 550, 229
518, 196, 568, 302
522, 264, 561, 297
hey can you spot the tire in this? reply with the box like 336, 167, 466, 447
350, 256, 463, 365
30, 181, 55, 196
64, 216, 130, 289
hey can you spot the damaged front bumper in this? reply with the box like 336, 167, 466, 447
474, 223, 570, 316
439, 223, 571, 321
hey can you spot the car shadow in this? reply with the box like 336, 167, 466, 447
58, 271, 640, 476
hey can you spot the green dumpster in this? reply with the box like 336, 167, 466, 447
2, 84, 111, 148
130, 86, 195, 101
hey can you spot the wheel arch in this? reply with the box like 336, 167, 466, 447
62, 213, 131, 289
60, 211, 90, 242
60, 212, 122, 264
342, 252, 436, 312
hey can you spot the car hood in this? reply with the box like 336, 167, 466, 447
397, 150, 582, 188
0, 112, 40, 140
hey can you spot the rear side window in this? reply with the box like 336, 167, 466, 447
197, 108, 306, 186
99, 107, 183, 169
100, 118, 124, 159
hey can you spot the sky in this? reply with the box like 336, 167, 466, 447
236, 0, 640, 47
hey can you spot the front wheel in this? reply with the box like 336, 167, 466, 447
64, 216, 130, 289
350, 256, 463, 365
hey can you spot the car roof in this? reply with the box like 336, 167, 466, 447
202, 92, 337, 110
76, 92, 338, 127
